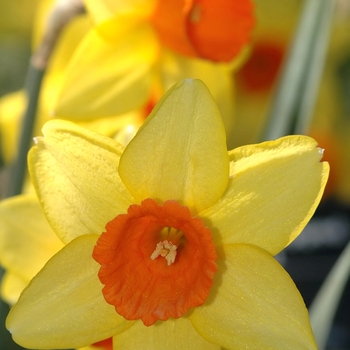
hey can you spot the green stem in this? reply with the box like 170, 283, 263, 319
261, 0, 335, 140
4, 0, 85, 197
294, 0, 335, 134
309, 241, 350, 349
4, 66, 45, 197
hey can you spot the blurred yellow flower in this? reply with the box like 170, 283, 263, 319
0, 195, 63, 305
6, 79, 328, 349
1, 0, 254, 164
53, 0, 255, 134
0, 88, 143, 165
0, 0, 146, 166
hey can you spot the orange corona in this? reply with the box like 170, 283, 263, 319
93, 198, 217, 326
151, 0, 255, 62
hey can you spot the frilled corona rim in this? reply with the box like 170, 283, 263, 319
93, 198, 217, 326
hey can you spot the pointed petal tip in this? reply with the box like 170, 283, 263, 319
119, 77, 228, 212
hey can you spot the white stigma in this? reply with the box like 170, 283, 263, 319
150, 240, 177, 266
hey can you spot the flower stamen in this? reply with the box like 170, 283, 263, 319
150, 240, 177, 266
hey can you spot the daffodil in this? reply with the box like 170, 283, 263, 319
6, 79, 328, 349
53, 0, 255, 134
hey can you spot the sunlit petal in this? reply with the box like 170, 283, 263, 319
84, 0, 156, 26
6, 235, 132, 349
28, 120, 135, 244
113, 317, 220, 349
190, 244, 317, 350
201, 136, 329, 255
119, 79, 229, 212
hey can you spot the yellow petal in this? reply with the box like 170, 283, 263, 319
119, 79, 229, 212
160, 51, 235, 136
1, 272, 28, 306
54, 24, 159, 119
6, 234, 131, 349
79, 346, 107, 350
83, 0, 156, 26
28, 120, 135, 244
76, 110, 143, 140
190, 244, 317, 350
201, 135, 329, 255
0, 91, 26, 163
0, 195, 64, 280
113, 318, 220, 349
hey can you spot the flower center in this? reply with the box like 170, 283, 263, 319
150, 226, 186, 266
93, 198, 217, 326
150, 240, 178, 265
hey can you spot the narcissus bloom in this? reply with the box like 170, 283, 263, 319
54, 0, 255, 134
7, 80, 328, 349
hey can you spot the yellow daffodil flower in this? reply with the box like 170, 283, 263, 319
6, 79, 329, 349
54, 0, 255, 135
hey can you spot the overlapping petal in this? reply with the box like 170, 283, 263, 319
1, 272, 27, 305
0, 195, 64, 279
201, 136, 329, 255
54, 24, 159, 118
76, 110, 143, 140
6, 235, 132, 349
0, 91, 27, 163
190, 244, 317, 350
118, 79, 229, 213
113, 317, 220, 349
28, 120, 135, 244
33, 2, 91, 115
